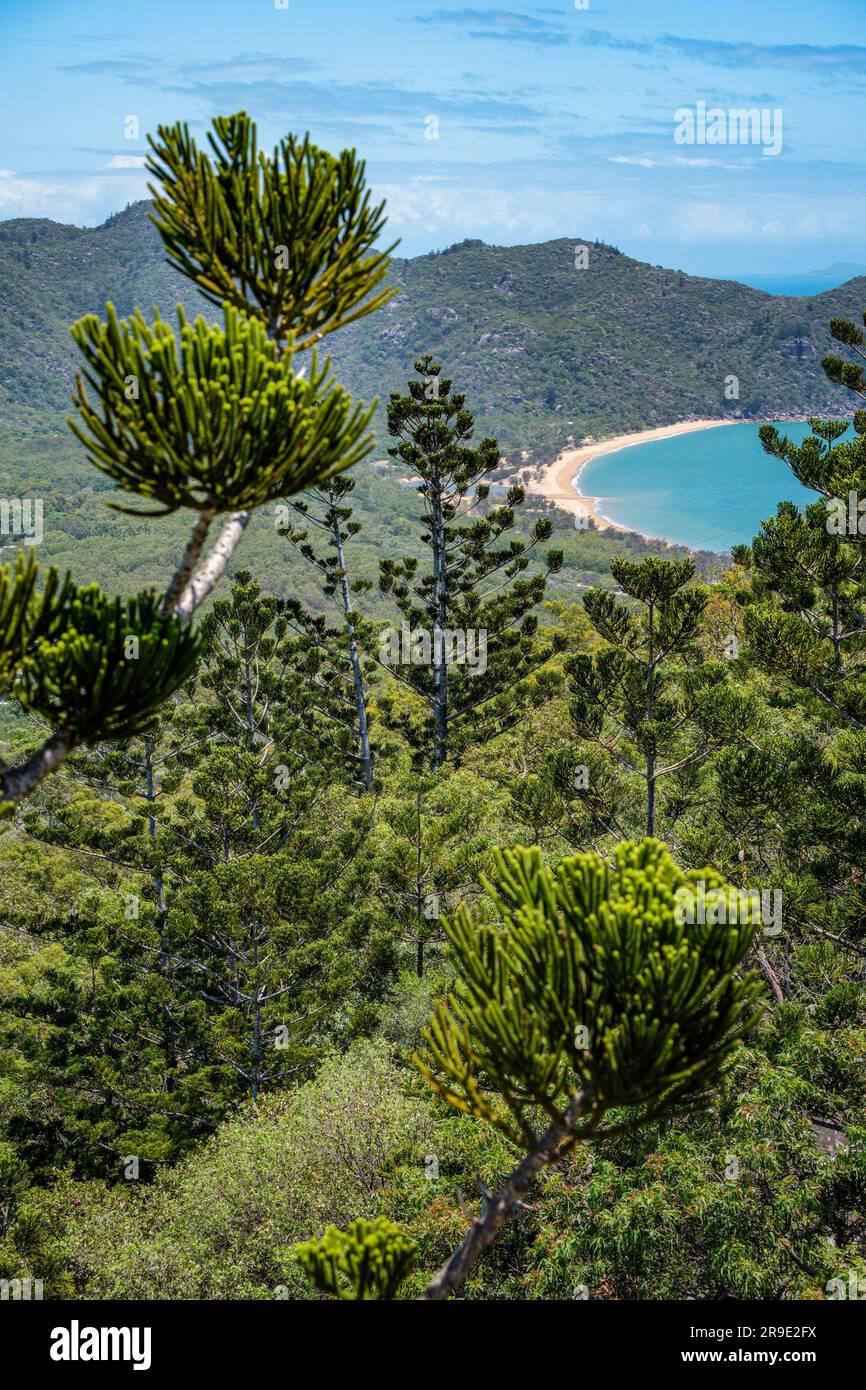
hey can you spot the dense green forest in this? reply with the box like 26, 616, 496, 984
1, 112, 864, 1302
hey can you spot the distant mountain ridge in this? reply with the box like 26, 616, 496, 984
811, 262, 866, 277
2, 201, 864, 464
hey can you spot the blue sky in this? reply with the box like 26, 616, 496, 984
0, 0, 864, 274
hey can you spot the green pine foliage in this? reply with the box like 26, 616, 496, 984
1, 110, 394, 810
276, 476, 379, 790
378, 356, 563, 769
568, 555, 759, 840
416, 840, 762, 1147
300, 839, 762, 1301
728, 332, 866, 960
1, 552, 200, 729
69, 305, 374, 516
0, 574, 399, 1172
0, 553, 200, 813
295, 1218, 417, 1301
146, 112, 397, 350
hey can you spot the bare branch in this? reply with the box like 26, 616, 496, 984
1, 729, 78, 810
421, 1090, 587, 1301
174, 510, 251, 619
161, 508, 216, 616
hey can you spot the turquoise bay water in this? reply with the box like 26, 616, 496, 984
736, 276, 850, 296
578, 421, 821, 552
732, 267, 866, 295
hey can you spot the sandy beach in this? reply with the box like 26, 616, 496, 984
526, 420, 737, 531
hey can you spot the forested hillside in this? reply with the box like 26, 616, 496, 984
0, 204, 736, 607
2, 201, 865, 458
1, 199, 855, 603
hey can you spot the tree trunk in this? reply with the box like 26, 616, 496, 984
331, 504, 373, 791
252, 981, 262, 1102
175, 511, 250, 619
145, 734, 176, 1093
161, 509, 215, 616
421, 1091, 587, 1300
645, 599, 656, 837
415, 787, 425, 978
1, 728, 77, 808
430, 482, 448, 768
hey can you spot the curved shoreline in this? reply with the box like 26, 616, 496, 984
526, 419, 738, 532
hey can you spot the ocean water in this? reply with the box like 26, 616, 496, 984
578, 421, 823, 552
734, 276, 848, 297
731, 267, 866, 296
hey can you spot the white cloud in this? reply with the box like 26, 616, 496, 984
375, 172, 866, 256
377, 179, 625, 242
608, 154, 751, 171
3, 157, 864, 262
102, 155, 148, 169
671, 200, 866, 243
673, 156, 739, 168
0, 169, 149, 223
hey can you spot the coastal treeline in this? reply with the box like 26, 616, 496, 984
0, 113, 864, 1301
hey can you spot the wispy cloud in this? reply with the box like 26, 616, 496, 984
609, 154, 751, 171
662, 35, 866, 75
58, 50, 542, 139
374, 166, 866, 250
58, 53, 163, 80
69, 31, 134, 43
408, 14, 866, 74
580, 29, 866, 77
179, 54, 317, 81
160, 76, 541, 130
16, 0, 866, 269
413, 8, 568, 46
59, 51, 314, 81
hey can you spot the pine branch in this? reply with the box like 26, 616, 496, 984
175, 511, 251, 619
421, 1089, 588, 1300
162, 509, 217, 616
